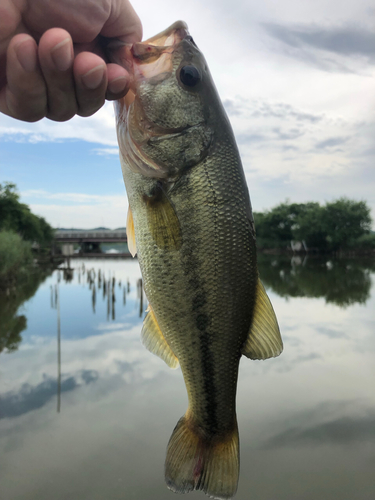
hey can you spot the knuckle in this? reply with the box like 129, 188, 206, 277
7, 94, 46, 122
17, 109, 46, 122
45, 93, 78, 122
78, 97, 105, 117
46, 106, 77, 122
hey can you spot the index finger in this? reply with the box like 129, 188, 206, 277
0, 34, 47, 121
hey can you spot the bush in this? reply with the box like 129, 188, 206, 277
348, 232, 375, 250
0, 230, 33, 279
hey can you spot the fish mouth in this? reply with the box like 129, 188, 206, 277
138, 20, 190, 49
119, 21, 192, 109
129, 23, 185, 98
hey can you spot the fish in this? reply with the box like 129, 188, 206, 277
113, 21, 283, 500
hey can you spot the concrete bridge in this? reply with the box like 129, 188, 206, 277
54, 230, 129, 256
55, 230, 127, 243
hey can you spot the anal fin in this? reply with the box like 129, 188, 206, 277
242, 278, 283, 360
126, 205, 137, 257
141, 305, 179, 369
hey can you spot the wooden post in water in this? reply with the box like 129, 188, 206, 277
138, 279, 143, 317
112, 284, 116, 321
107, 280, 110, 320
57, 284, 61, 413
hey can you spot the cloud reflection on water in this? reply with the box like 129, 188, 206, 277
0, 371, 99, 419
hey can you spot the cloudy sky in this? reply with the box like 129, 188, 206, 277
1, 0, 375, 228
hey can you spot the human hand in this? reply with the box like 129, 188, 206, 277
0, 0, 142, 122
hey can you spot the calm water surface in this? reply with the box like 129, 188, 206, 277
0, 256, 374, 500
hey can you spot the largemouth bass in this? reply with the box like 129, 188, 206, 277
113, 21, 283, 499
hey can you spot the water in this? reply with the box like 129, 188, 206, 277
0, 256, 374, 500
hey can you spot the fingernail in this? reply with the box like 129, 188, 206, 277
82, 65, 106, 89
108, 76, 127, 95
16, 38, 37, 73
51, 38, 73, 72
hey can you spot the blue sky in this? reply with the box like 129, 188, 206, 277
1, 137, 127, 228
1, 0, 375, 228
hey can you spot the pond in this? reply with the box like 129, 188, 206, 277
0, 256, 374, 500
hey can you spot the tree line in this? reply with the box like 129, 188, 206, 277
254, 198, 375, 252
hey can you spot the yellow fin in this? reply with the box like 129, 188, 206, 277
141, 305, 179, 369
165, 413, 239, 499
145, 186, 182, 251
242, 278, 283, 360
126, 205, 137, 257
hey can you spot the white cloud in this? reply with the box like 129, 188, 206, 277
0, 103, 117, 145
20, 190, 129, 228
21, 190, 123, 204
92, 148, 119, 156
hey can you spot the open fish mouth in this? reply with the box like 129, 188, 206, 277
131, 21, 191, 81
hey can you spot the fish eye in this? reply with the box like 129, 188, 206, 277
179, 65, 201, 87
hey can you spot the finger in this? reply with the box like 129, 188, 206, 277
38, 28, 77, 121
105, 63, 130, 100
73, 51, 108, 117
0, 34, 47, 122
100, 0, 142, 42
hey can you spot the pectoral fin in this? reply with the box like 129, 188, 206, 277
141, 305, 179, 369
242, 278, 283, 360
144, 185, 182, 251
126, 205, 137, 257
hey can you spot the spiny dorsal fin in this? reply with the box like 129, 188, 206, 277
141, 305, 179, 369
144, 185, 182, 251
242, 278, 283, 360
126, 205, 137, 257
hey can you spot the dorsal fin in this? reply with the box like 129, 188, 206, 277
242, 278, 283, 360
126, 205, 137, 257
141, 305, 179, 369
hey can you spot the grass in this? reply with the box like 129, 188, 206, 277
0, 230, 33, 288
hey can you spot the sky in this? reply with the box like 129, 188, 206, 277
1, 0, 375, 229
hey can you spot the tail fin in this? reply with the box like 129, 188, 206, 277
165, 414, 239, 499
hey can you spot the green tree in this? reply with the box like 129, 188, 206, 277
322, 198, 372, 251
0, 182, 54, 245
255, 201, 323, 249
293, 203, 328, 250
254, 198, 373, 252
